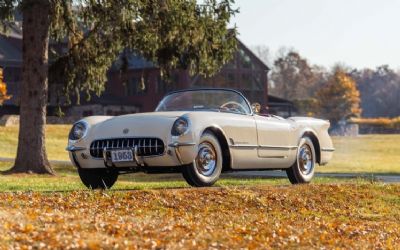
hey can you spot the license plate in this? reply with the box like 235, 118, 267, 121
111, 150, 134, 163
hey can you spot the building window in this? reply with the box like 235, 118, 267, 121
253, 71, 264, 90
157, 73, 179, 93
241, 73, 252, 90
223, 60, 237, 70
126, 75, 147, 96
238, 49, 252, 69
224, 72, 236, 88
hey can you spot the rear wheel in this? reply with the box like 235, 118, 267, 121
78, 168, 118, 189
286, 137, 316, 184
182, 132, 223, 187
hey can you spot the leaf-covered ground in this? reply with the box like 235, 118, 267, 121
1, 184, 399, 249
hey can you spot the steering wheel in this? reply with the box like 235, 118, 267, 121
220, 101, 248, 114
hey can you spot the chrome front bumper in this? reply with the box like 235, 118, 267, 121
102, 146, 144, 168
67, 141, 198, 169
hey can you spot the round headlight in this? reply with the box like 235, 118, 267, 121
69, 121, 88, 141
171, 117, 189, 136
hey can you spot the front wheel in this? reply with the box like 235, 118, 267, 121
182, 132, 223, 187
78, 168, 118, 189
286, 137, 316, 184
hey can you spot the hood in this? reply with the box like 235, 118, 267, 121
89, 111, 187, 139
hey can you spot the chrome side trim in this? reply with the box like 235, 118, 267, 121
168, 142, 197, 147
66, 146, 86, 152
261, 156, 288, 159
229, 144, 298, 151
321, 148, 335, 152
258, 145, 298, 151
229, 144, 258, 149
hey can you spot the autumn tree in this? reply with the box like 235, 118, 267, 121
0, 0, 237, 174
351, 65, 400, 118
0, 67, 11, 105
316, 69, 361, 126
270, 49, 316, 100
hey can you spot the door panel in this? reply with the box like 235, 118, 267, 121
255, 116, 297, 161
215, 114, 259, 169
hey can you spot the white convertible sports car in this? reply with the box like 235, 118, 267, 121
67, 88, 334, 189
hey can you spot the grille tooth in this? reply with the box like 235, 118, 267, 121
89, 138, 164, 158
96, 141, 100, 157
149, 139, 152, 154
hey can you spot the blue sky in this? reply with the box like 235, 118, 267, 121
230, 0, 400, 69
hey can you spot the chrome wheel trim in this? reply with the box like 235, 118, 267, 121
195, 142, 217, 177
298, 144, 314, 175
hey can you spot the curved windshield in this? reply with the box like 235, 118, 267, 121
156, 89, 252, 115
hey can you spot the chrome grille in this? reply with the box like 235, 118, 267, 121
90, 138, 165, 158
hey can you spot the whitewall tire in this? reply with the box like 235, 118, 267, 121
182, 132, 223, 187
286, 136, 316, 184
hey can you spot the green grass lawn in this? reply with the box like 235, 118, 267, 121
1, 125, 399, 172
0, 125, 71, 161
0, 125, 398, 192
0, 161, 367, 192
320, 134, 400, 174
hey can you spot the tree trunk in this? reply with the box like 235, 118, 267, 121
7, 0, 53, 174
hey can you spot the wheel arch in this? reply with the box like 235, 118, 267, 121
202, 126, 231, 172
302, 130, 321, 164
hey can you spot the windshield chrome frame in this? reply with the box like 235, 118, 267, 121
156, 88, 254, 116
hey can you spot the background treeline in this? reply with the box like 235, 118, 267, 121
252, 46, 400, 124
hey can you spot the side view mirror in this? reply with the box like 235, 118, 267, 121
251, 103, 261, 114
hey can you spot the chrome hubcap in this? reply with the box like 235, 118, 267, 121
196, 142, 217, 176
298, 144, 314, 175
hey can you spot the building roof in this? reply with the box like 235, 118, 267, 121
111, 38, 271, 72
0, 22, 270, 73
111, 50, 155, 71
236, 39, 270, 71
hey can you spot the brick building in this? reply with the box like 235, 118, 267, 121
0, 27, 294, 118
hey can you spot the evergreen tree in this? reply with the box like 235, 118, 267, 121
0, 0, 237, 174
